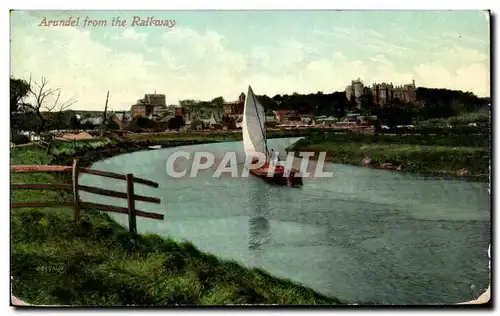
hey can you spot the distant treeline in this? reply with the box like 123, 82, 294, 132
253, 88, 489, 121
178, 87, 489, 127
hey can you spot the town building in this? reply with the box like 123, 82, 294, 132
202, 112, 222, 128
315, 115, 338, 125
80, 116, 104, 126
276, 110, 299, 123
110, 112, 132, 130
351, 78, 364, 99
266, 113, 277, 124
345, 78, 417, 107
223, 93, 246, 116
130, 93, 167, 118
153, 104, 168, 119
345, 85, 354, 101
157, 115, 173, 130
345, 78, 365, 107
145, 94, 166, 107
371, 79, 416, 106
130, 104, 147, 117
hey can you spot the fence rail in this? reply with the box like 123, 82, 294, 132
10, 183, 73, 190
32, 139, 51, 152
11, 165, 159, 188
10, 159, 163, 235
78, 185, 161, 204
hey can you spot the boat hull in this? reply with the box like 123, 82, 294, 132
249, 166, 303, 187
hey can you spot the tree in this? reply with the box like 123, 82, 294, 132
360, 94, 376, 114
23, 76, 77, 134
69, 115, 80, 129
179, 99, 200, 120
211, 96, 225, 110
10, 78, 32, 138
106, 119, 119, 130
134, 116, 157, 129
10, 78, 30, 113
415, 87, 487, 120
348, 95, 358, 110
168, 116, 185, 131
329, 92, 348, 119
190, 119, 205, 130
379, 101, 414, 128
272, 94, 283, 107
221, 115, 237, 129
256, 95, 277, 111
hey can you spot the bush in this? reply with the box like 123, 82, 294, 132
167, 116, 186, 130
11, 134, 30, 145
127, 116, 158, 132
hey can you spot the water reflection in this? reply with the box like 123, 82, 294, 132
248, 181, 271, 251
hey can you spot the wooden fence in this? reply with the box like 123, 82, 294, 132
10, 159, 163, 236
33, 139, 52, 152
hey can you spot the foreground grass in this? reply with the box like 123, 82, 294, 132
288, 131, 490, 181
10, 147, 345, 306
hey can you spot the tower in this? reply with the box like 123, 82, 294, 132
239, 92, 246, 102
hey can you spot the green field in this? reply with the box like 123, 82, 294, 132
288, 131, 490, 181
49, 138, 118, 156
10, 146, 346, 306
417, 112, 490, 127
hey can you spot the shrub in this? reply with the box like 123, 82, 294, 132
11, 133, 30, 145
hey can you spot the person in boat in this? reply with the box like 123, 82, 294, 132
268, 149, 279, 169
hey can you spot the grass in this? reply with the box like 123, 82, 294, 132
417, 112, 490, 127
49, 138, 118, 156
295, 131, 489, 148
125, 128, 333, 143
288, 131, 490, 181
10, 146, 346, 306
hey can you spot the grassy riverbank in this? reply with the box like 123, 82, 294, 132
288, 130, 490, 182
10, 143, 346, 306
124, 128, 332, 143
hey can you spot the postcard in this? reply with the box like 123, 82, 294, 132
10, 10, 491, 307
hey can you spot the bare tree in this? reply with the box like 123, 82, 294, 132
26, 76, 77, 134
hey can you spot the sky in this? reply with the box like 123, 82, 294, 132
10, 10, 490, 111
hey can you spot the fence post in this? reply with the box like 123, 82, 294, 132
126, 173, 137, 237
72, 159, 80, 223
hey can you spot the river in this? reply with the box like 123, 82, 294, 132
79, 138, 491, 305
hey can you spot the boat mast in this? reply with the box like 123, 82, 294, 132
250, 87, 268, 156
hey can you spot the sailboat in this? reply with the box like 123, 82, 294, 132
242, 86, 303, 187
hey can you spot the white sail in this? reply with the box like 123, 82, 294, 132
242, 86, 267, 156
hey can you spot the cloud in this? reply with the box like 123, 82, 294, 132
10, 17, 490, 112
415, 62, 490, 97
24, 10, 86, 19
120, 28, 148, 42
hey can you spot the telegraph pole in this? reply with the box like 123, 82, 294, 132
100, 91, 110, 137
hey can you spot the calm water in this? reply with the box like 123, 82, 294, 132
79, 138, 491, 305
